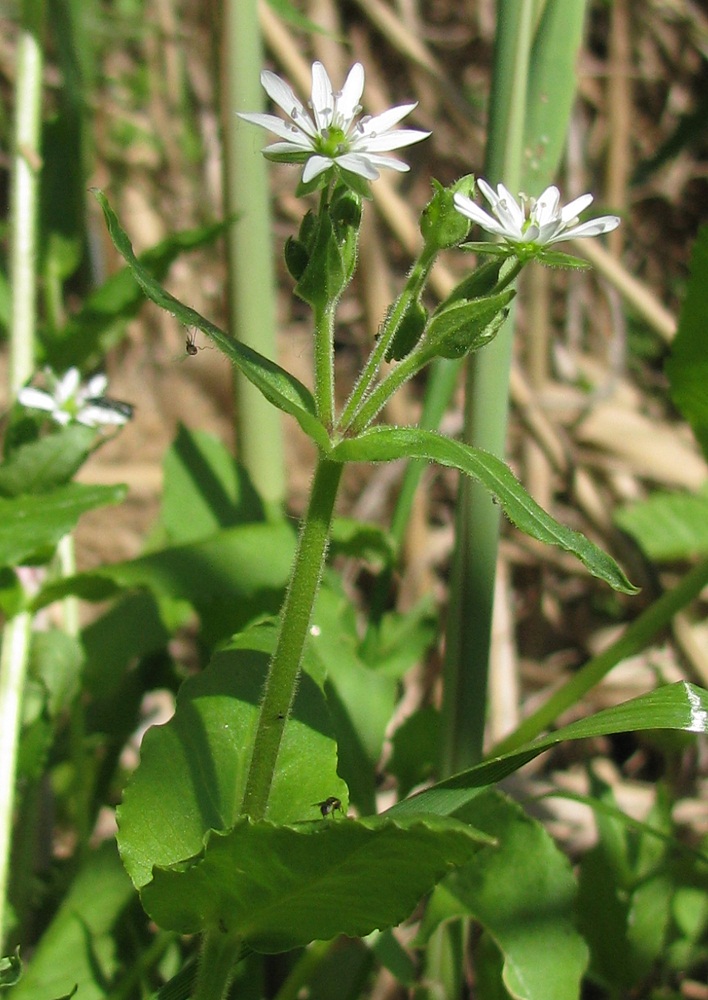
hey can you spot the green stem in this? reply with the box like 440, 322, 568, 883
192, 929, 241, 1000
338, 243, 437, 432
490, 558, 708, 758
240, 456, 343, 820
9, 0, 44, 394
0, 610, 33, 949
0, 0, 44, 951
350, 341, 431, 433
314, 302, 336, 429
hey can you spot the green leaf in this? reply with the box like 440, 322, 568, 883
34, 521, 295, 647
10, 843, 134, 1000
420, 791, 588, 1000
331, 426, 636, 594
93, 191, 330, 450
310, 577, 399, 814
665, 225, 708, 459
0, 483, 126, 569
328, 517, 395, 566
117, 646, 348, 889
0, 423, 97, 497
389, 682, 708, 818
140, 814, 491, 949
388, 707, 441, 799
159, 425, 264, 545
615, 484, 708, 560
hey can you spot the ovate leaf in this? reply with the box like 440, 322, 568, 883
117, 645, 348, 888
10, 843, 134, 1000
615, 485, 708, 560
420, 791, 588, 1000
0, 483, 126, 569
140, 814, 491, 950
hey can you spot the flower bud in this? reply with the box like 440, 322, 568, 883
420, 175, 476, 250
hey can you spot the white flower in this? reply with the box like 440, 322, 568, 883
238, 61, 430, 184
453, 179, 620, 250
18, 367, 132, 428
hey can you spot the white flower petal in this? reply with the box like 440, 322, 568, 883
453, 193, 508, 236
553, 215, 620, 242
56, 367, 81, 403
337, 63, 365, 122
357, 102, 419, 137
84, 374, 108, 399
77, 405, 129, 427
17, 387, 57, 412
52, 410, 72, 426
262, 141, 312, 156
560, 193, 593, 223
302, 154, 334, 183
310, 62, 334, 131
261, 70, 305, 120
238, 112, 306, 143
532, 186, 561, 227
354, 128, 431, 152
362, 153, 410, 173
335, 152, 380, 180
492, 184, 525, 235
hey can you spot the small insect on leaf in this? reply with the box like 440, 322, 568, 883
313, 796, 343, 818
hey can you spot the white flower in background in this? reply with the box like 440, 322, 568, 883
454, 179, 620, 251
18, 368, 132, 428
238, 61, 430, 184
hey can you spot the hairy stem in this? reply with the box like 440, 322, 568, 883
240, 456, 343, 820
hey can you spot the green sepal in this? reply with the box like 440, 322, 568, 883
284, 236, 309, 282
423, 288, 515, 360
385, 298, 428, 362
461, 242, 517, 258
534, 248, 593, 269
420, 175, 475, 250
294, 188, 361, 309
444, 258, 503, 307
337, 167, 374, 200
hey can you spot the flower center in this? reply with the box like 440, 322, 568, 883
317, 125, 349, 158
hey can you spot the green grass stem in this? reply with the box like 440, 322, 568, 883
0, 0, 45, 950
441, 1, 533, 774
221, 0, 286, 516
